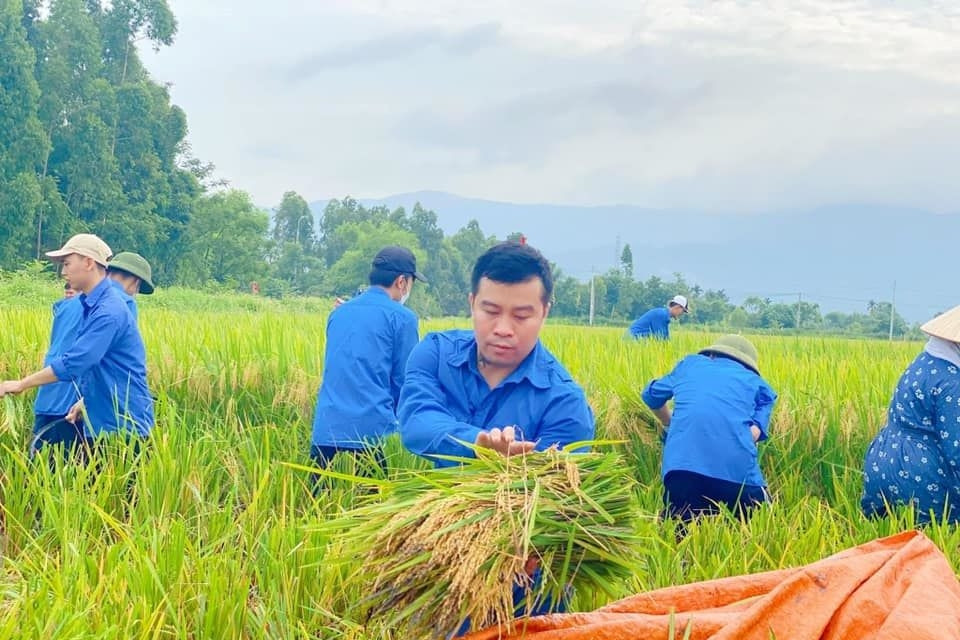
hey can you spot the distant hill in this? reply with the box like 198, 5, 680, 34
308, 191, 957, 322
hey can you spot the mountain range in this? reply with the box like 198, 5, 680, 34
308, 191, 956, 323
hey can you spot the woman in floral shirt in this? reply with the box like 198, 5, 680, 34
862, 305, 960, 524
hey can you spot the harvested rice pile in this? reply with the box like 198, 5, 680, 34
323, 446, 642, 639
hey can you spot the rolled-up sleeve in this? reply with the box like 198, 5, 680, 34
642, 371, 676, 410
50, 311, 119, 382
751, 380, 778, 441
399, 336, 483, 461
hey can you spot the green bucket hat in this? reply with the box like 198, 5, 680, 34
107, 252, 155, 294
699, 334, 760, 373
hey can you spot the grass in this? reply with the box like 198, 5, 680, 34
0, 296, 955, 639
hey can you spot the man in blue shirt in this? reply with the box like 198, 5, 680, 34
31, 283, 84, 455
628, 294, 688, 339
642, 334, 777, 526
399, 241, 594, 466
310, 246, 423, 488
0, 234, 154, 452
399, 241, 594, 626
107, 251, 156, 321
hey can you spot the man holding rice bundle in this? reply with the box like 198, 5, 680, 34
398, 241, 594, 623
399, 240, 594, 467
642, 334, 777, 527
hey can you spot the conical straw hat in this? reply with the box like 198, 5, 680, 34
921, 305, 960, 342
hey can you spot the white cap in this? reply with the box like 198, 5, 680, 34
45, 233, 113, 267
669, 294, 689, 312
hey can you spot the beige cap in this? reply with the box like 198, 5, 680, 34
921, 305, 960, 343
45, 234, 113, 267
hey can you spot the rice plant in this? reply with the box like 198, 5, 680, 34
0, 295, 954, 640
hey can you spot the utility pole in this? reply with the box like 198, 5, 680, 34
614, 235, 621, 270
889, 280, 897, 341
588, 267, 596, 326
795, 292, 802, 330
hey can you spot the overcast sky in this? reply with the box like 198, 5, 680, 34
140, 1, 960, 212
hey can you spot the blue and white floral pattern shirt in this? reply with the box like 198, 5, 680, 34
862, 351, 960, 523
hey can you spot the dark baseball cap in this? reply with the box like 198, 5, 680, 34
372, 246, 427, 282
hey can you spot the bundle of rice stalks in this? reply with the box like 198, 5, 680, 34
319, 445, 643, 639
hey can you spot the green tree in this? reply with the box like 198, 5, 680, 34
0, 0, 48, 265
324, 221, 423, 296
404, 203, 443, 256
620, 243, 633, 279
689, 289, 734, 325
272, 191, 314, 248
179, 190, 269, 286
271, 242, 325, 295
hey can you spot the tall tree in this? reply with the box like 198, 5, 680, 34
179, 190, 269, 286
272, 191, 314, 248
0, 0, 49, 265
620, 243, 633, 279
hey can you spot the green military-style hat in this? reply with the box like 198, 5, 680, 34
700, 334, 760, 373
107, 252, 155, 294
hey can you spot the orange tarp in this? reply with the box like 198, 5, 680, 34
467, 531, 960, 640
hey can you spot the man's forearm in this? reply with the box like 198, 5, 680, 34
19, 366, 59, 391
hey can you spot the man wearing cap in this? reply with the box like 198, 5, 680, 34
107, 251, 155, 320
642, 334, 777, 526
862, 304, 960, 524
0, 233, 154, 449
628, 295, 689, 340
309, 246, 423, 488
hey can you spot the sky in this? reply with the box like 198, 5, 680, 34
140, 1, 960, 212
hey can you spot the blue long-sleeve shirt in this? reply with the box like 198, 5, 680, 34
643, 354, 777, 486
311, 286, 420, 448
629, 307, 671, 339
49, 278, 153, 437
34, 297, 83, 416
399, 330, 595, 467
108, 279, 138, 322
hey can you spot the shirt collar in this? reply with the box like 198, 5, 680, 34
449, 333, 552, 390
80, 277, 112, 310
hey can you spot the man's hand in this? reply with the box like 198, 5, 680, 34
66, 400, 84, 424
475, 426, 536, 457
750, 424, 762, 443
0, 380, 24, 398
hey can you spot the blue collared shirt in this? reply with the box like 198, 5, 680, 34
643, 354, 777, 486
399, 330, 595, 467
34, 297, 83, 416
49, 278, 154, 437
108, 279, 138, 322
629, 307, 671, 339
311, 287, 420, 448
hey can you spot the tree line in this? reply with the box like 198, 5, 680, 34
0, 1, 912, 338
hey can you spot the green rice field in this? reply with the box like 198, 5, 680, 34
0, 291, 956, 639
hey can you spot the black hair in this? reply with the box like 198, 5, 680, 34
369, 267, 407, 287
470, 241, 553, 304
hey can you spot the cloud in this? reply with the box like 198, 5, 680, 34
143, 0, 960, 212
288, 22, 501, 79
393, 80, 711, 163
